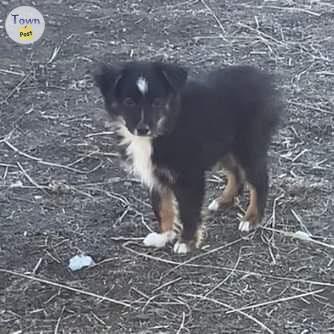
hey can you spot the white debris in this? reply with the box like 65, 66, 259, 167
10, 180, 23, 188
264, 227, 334, 250
68, 254, 95, 271
288, 230, 334, 249
291, 230, 312, 241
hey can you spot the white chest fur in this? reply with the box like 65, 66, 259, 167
117, 125, 156, 189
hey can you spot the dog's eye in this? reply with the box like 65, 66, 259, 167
123, 97, 136, 107
152, 98, 165, 108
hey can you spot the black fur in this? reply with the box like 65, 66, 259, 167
94, 61, 283, 251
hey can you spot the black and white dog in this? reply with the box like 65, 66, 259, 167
94, 61, 282, 254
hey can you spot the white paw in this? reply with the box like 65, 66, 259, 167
143, 232, 167, 248
173, 241, 190, 254
208, 199, 220, 211
239, 220, 250, 232
143, 231, 175, 248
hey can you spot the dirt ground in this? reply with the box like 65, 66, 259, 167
0, 0, 333, 333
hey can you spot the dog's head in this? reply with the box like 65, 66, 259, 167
94, 61, 187, 137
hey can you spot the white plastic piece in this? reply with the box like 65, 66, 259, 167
68, 254, 95, 271
291, 231, 312, 241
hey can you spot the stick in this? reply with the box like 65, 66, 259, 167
1, 73, 31, 103
260, 226, 334, 249
184, 293, 274, 334
165, 238, 243, 276
176, 312, 186, 334
0, 269, 133, 309
17, 162, 48, 194
122, 242, 334, 287
3, 139, 98, 174
226, 289, 324, 314
200, 0, 227, 40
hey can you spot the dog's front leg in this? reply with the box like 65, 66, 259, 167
143, 188, 177, 248
172, 173, 205, 254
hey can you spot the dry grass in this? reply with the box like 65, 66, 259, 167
0, 0, 333, 333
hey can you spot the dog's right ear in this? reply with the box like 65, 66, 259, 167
155, 62, 188, 92
93, 63, 123, 101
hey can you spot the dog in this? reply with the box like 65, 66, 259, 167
94, 61, 282, 254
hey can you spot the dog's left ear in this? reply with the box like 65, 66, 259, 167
156, 63, 188, 91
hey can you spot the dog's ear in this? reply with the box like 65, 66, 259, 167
156, 63, 188, 91
93, 63, 123, 100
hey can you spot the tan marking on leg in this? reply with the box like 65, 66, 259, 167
209, 155, 245, 212
209, 171, 239, 211
221, 171, 239, 206
245, 185, 259, 225
194, 225, 204, 248
159, 190, 175, 232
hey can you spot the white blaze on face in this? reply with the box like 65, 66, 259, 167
136, 76, 148, 95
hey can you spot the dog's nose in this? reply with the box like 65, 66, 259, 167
136, 124, 150, 136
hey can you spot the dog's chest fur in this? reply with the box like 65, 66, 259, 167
117, 125, 156, 189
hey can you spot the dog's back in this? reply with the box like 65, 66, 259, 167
171, 65, 283, 170
207, 66, 282, 153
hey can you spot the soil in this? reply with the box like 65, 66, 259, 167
0, 0, 333, 333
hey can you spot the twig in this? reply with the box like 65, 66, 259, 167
153, 0, 198, 12
260, 226, 334, 250
54, 306, 65, 334
0, 163, 16, 168
91, 311, 107, 326
32, 258, 43, 275
1, 72, 31, 103
239, 4, 321, 16
292, 149, 308, 162
316, 71, 334, 76
17, 162, 48, 194
139, 215, 154, 233
184, 293, 274, 334
122, 242, 334, 287
238, 22, 284, 45
204, 247, 242, 298
0, 68, 25, 76
226, 289, 324, 314
176, 312, 186, 334
264, 193, 284, 264
152, 277, 183, 294
289, 100, 333, 115
165, 238, 243, 276
0, 269, 133, 309
290, 209, 311, 234
200, 0, 227, 41
85, 131, 115, 138
48, 46, 62, 64
262, 5, 321, 17
3, 139, 99, 174
110, 236, 144, 241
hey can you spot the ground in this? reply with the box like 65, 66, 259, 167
0, 0, 333, 333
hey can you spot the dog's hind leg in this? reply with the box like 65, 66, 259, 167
143, 189, 177, 248
208, 155, 244, 211
239, 159, 268, 232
